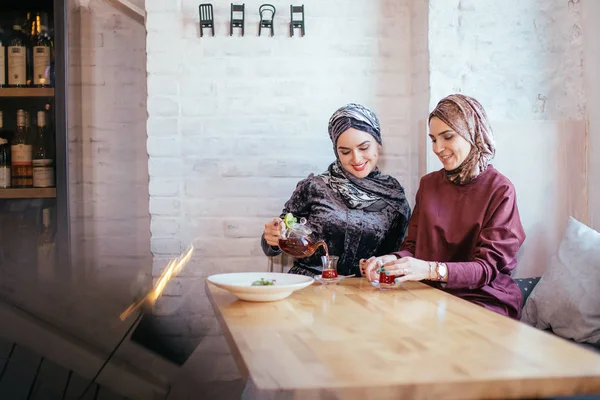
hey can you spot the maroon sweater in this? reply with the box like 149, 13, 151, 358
394, 166, 526, 319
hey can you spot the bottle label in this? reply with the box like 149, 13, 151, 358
33, 159, 54, 187
11, 144, 32, 165
17, 111, 25, 126
0, 46, 5, 86
37, 111, 46, 127
11, 165, 32, 187
8, 46, 26, 86
33, 46, 50, 85
0, 166, 10, 188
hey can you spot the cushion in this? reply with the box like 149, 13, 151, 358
521, 217, 600, 345
514, 277, 541, 305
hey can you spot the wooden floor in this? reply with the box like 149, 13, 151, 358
0, 336, 128, 400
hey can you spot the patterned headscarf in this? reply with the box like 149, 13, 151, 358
319, 104, 411, 221
328, 103, 382, 148
429, 94, 496, 185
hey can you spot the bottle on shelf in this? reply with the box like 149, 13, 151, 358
11, 109, 32, 188
25, 12, 36, 87
0, 111, 10, 188
8, 23, 27, 88
0, 23, 6, 88
32, 110, 54, 188
44, 102, 56, 158
34, 24, 52, 87
38, 207, 56, 280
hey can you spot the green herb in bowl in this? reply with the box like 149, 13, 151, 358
251, 278, 276, 286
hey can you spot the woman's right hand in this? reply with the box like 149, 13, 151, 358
361, 254, 399, 281
263, 218, 284, 247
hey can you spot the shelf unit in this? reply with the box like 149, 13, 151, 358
0, 0, 70, 269
0, 188, 57, 199
0, 88, 55, 97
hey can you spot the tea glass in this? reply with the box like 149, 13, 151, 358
369, 259, 402, 290
320, 255, 339, 280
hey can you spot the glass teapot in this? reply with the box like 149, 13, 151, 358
278, 213, 328, 258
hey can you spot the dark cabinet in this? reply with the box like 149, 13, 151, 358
0, 0, 70, 284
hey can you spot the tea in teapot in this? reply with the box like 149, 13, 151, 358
278, 213, 329, 258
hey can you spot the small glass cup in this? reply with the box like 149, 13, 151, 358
320, 255, 339, 280
372, 259, 402, 290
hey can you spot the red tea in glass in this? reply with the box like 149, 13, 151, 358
320, 255, 339, 280
322, 269, 338, 279
379, 270, 396, 284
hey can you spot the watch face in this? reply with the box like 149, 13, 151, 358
439, 264, 448, 278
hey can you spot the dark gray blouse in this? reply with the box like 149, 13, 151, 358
261, 174, 410, 276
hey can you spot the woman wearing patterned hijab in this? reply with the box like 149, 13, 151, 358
261, 103, 411, 277
364, 94, 527, 319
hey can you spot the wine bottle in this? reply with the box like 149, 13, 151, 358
8, 24, 27, 87
11, 109, 32, 187
32, 110, 54, 188
0, 112, 10, 188
33, 24, 51, 87
0, 23, 6, 87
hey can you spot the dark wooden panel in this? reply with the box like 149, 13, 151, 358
53, 0, 72, 273
62, 372, 97, 400
0, 337, 14, 376
96, 386, 126, 400
0, 344, 42, 400
28, 358, 70, 400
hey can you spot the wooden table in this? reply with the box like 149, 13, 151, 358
206, 278, 600, 400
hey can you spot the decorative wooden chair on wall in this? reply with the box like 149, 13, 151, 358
230, 3, 245, 36
198, 3, 214, 37
259, 4, 276, 37
289, 4, 305, 37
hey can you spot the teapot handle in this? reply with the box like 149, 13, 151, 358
278, 218, 289, 239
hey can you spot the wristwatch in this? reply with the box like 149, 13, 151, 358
435, 262, 448, 281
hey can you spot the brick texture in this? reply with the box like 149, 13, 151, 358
409, 0, 430, 189
428, 0, 585, 121
68, 0, 151, 288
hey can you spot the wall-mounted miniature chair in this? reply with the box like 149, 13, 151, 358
259, 4, 276, 37
198, 3, 214, 37
290, 4, 305, 37
230, 3, 245, 36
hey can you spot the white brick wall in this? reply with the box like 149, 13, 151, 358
68, 0, 151, 294
146, 0, 414, 383
409, 0, 430, 191
428, 0, 585, 121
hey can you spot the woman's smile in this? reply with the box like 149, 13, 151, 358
351, 162, 367, 171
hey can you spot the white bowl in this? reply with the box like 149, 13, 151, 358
206, 272, 314, 302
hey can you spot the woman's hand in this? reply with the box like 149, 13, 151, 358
381, 257, 432, 283
263, 218, 284, 247
361, 255, 399, 282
